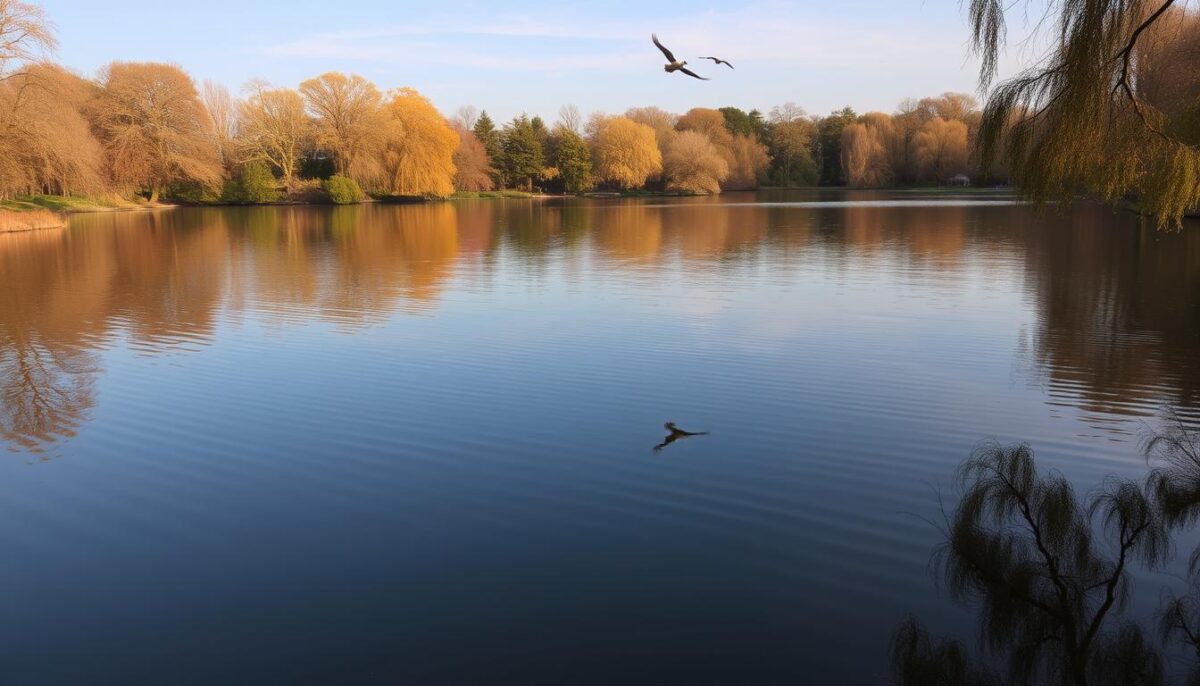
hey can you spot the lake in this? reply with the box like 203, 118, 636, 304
2, 191, 1199, 684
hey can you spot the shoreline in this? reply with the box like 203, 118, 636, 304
0, 186, 1042, 234
0, 200, 181, 233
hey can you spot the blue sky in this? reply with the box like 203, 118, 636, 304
39, 0, 1031, 121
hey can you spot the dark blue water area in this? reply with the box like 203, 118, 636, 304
1, 193, 1198, 683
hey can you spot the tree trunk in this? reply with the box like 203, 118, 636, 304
149, 185, 161, 203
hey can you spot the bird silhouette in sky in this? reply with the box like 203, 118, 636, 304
699, 56, 734, 69
652, 34, 709, 80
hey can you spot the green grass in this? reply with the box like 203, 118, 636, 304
450, 190, 535, 199
0, 194, 137, 212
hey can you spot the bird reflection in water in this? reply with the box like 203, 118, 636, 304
653, 422, 709, 453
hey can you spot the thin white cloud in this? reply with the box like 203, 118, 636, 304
256, 2, 971, 74
261, 39, 644, 72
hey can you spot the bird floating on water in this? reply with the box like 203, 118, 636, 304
699, 56, 734, 69
653, 421, 710, 453
652, 34, 709, 81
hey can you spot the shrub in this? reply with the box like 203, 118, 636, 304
221, 161, 279, 204
165, 180, 220, 203
323, 175, 364, 204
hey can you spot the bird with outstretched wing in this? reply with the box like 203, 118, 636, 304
652, 34, 710, 80
699, 56, 734, 69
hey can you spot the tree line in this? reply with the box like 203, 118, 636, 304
0, 1, 1001, 206
2, 0, 1196, 209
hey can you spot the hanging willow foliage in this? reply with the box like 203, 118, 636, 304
969, 0, 1200, 226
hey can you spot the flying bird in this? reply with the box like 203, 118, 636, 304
652, 34, 709, 81
699, 56, 734, 69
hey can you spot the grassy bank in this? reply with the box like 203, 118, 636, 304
0, 194, 178, 233
449, 190, 536, 199
0, 194, 146, 213
0, 208, 67, 233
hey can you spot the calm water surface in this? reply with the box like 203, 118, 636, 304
2, 191, 1199, 684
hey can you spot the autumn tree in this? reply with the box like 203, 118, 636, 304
0, 63, 102, 196
663, 130, 728, 194
590, 116, 661, 190
889, 99, 926, 184
724, 134, 770, 191
841, 114, 895, 188
201, 80, 237, 170
380, 87, 458, 197
914, 92, 979, 123
89, 62, 222, 201
551, 125, 592, 193
676, 107, 734, 150
677, 108, 734, 186
676, 108, 765, 190
0, 0, 58, 195
500, 115, 543, 190
0, 0, 55, 81
913, 116, 969, 182
237, 82, 309, 190
625, 106, 678, 148
450, 122, 494, 192
299, 72, 385, 187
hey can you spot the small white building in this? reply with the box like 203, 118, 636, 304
947, 174, 971, 187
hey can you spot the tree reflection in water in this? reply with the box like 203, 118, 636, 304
0, 338, 97, 454
1, 198, 1197, 461
894, 416, 1200, 686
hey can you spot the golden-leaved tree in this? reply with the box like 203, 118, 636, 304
237, 82, 310, 190
663, 129, 728, 194
0, 63, 103, 196
89, 62, 222, 201
201, 80, 238, 171
0, 0, 55, 79
841, 113, 895, 188
299, 72, 386, 188
724, 134, 770, 190
625, 106, 678, 149
380, 87, 458, 197
913, 117, 969, 182
590, 116, 662, 189
676, 108, 733, 150
676, 108, 767, 190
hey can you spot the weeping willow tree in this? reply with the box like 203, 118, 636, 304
969, 0, 1200, 225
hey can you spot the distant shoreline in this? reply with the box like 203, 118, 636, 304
0, 186, 1062, 236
